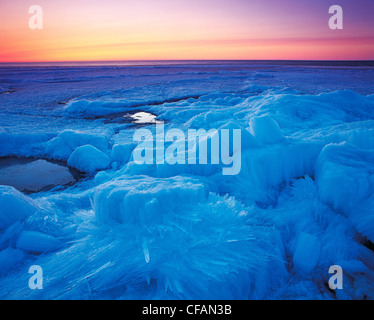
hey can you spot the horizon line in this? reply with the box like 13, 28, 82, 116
1, 59, 373, 63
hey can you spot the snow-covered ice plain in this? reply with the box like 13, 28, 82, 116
0, 60, 373, 299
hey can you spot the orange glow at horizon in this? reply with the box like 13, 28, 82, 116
1, 0, 374, 62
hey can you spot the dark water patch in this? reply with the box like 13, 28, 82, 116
361, 237, 374, 253
0, 157, 83, 193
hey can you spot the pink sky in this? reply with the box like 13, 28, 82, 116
1, 0, 373, 61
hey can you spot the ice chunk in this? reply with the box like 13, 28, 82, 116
293, 233, 320, 274
316, 143, 373, 212
249, 115, 284, 144
125, 136, 322, 204
46, 130, 111, 160
110, 143, 136, 166
16, 231, 62, 253
0, 131, 50, 158
316, 142, 374, 244
213, 121, 257, 149
93, 176, 208, 225
68, 145, 110, 173
214, 140, 322, 202
63, 100, 127, 117
0, 186, 38, 230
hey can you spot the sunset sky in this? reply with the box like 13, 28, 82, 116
1, 0, 374, 62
